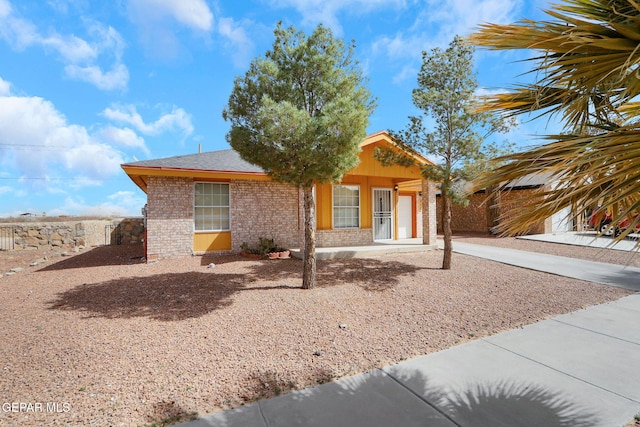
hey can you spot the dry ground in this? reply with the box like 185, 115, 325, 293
0, 236, 634, 426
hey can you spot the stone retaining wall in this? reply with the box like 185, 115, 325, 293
0, 218, 144, 251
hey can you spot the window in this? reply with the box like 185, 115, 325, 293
333, 185, 360, 229
194, 183, 230, 231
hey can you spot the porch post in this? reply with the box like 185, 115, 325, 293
421, 179, 437, 246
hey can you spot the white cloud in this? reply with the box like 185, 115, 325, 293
41, 33, 97, 63
217, 17, 254, 68
129, 0, 214, 32
0, 92, 125, 184
0, 0, 11, 17
107, 190, 146, 211
126, 0, 214, 60
475, 87, 509, 97
0, 76, 10, 95
392, 64, 418, 85
102, 104, 194, 138
49, 193, 146, 217
0, 2, 128, 91
98, 126, 148, 154
268, 0, 407, 35
65, 62, 129, 91
370, 0, 522, 83
371, 33, 427, 61
420, 0, 521, 38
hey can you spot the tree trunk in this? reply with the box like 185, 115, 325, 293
442, 193, 452, 270
486, 184, 501, 234
302, 186, 317, 289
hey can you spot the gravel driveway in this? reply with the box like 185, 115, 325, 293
0, 237, 632, 426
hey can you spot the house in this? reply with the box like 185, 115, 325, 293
121, 131, 438, 260
436, 173, 579, 235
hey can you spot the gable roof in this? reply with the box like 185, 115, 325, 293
360, 130, 433, 166
123, 149, 265, 173
122, 130, 431, 193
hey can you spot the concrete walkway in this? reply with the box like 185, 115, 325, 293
453, 241, 640, 292
178, 243, 640, 427
518, 231, 639, 252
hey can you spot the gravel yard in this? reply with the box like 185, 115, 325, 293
0, 237, 633, 426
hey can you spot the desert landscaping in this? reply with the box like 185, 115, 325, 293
0, 235, 633, 426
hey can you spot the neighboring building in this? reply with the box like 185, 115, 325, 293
435, 173, 578, 235
122, 131, 438, 260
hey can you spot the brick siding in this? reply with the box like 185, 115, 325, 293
230, 180, 301, 252
316, 228, 373, 247
422, 180, 437, 245
146, 176, 194, 259
435, 188, 548, 234
144, 176, 439, 258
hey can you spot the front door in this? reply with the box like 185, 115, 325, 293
398, 195, 413, 239
373, 188, 393, 240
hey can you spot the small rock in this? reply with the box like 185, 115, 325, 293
339, 323, 347, 329
10, 267, 23, 273
61, 252, 70, 257
29, 262, 39, 267
313, 350, 322, 357
5, 272, 15, 276
208, 263, 216, 269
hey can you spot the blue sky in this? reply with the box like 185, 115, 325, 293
0, 0, 556, 217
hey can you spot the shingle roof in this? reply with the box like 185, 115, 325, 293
122, 149, 265, 173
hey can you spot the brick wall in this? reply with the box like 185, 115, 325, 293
316, 228, 373, 247
435, 188, 547, 234
500, 189, 547, 235
436, 192, 488, 233
422, 180, 437, 245
146, 176, 194, 259
231, 180, 301, 252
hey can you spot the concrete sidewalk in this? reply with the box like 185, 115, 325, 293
178, 245, 640, 427
453, 241, 640, 292
518, 231, 639, 252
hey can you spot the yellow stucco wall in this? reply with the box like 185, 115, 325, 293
316, 175, 398, 230
193, 231, 232, 252
349, 143, 424, 179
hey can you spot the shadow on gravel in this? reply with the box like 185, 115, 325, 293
47, 257, 424, 320
205, 256, 427, 292
317, 258, 425, 291
47, 271, 245, 320
38, 244, 145, 271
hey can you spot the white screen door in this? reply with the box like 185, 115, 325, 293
373, 188, 393, 240
398, 195, 413, 239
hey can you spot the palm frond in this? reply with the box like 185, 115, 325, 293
470, 0, 640, 243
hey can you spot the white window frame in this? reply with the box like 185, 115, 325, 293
332, 184, 360, 229
194, 182, 230, 232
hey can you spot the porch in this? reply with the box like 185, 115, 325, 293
290, 238, 437, 260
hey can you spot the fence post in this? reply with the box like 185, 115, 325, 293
0, 226, 15, 251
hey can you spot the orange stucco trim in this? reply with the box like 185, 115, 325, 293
122, 166, 270, 193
